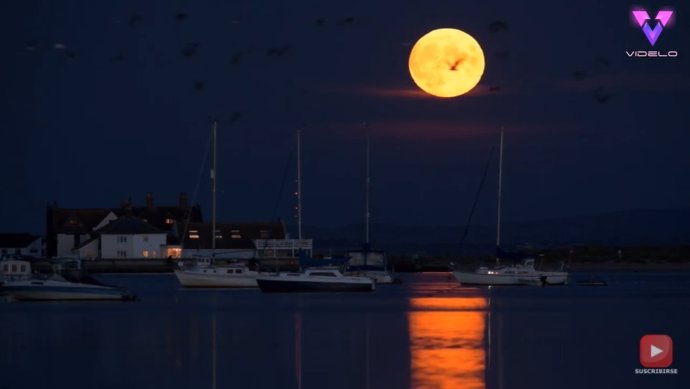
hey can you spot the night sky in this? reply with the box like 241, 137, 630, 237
2, 0, 689, 236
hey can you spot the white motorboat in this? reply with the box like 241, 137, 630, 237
174, 262, 260, 288
0, 274, 135, 301
453, 258, 568, 286
256, 268, 375, 292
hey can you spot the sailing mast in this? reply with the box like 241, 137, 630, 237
364, 122, 371, 247
296, 129, 302, 241
212, 121, 217, 253
496, 128, 504, 265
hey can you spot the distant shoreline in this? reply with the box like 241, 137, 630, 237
21, 257, 690, 274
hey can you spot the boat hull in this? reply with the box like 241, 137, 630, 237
256, 278, 374, 292
0, 281, 133, 301
453, 271, 568, 286
174, 269, 258, 288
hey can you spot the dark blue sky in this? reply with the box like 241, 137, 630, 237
2, 0, 689, 235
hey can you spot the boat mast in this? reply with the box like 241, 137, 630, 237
364, 122, 371, 246
212, 120, 217, 252
297, 129, 302, 240
496, 128, 504, 264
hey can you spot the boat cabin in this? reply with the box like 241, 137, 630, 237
0, 259, 32, 281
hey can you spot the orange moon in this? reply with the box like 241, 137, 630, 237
408, 28, 485, 98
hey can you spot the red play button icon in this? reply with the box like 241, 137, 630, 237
640, 334, 673, 368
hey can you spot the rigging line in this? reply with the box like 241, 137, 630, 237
459, 144, 497, 253
270, 148, 295, 223
181, 127, 213, 243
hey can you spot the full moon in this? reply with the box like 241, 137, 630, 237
408, 28, 485, 98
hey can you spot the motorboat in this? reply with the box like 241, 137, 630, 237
453, 258, 568, 286
0, 274, 135, 301
256, 268, 375, 292
174, 262, 260, 288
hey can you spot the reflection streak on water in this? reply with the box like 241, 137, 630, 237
409, 297, 487, 389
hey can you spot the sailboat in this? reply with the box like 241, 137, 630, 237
174, 121, 261, 288
344, 126, 394, 284
452, 130, 568, 286
256, 129, 374, 292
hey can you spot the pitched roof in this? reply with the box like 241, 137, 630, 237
0, 233, 40, 248
98, 217, 164, 235
48, 204, 203, 234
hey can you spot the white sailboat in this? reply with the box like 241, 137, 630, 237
344, 125, 394, 284
174, 121, 261, 288
453, 130, 568, 286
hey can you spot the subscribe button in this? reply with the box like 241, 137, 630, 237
640, 334, 673, 367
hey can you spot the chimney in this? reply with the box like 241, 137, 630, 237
146, 192, 155, 211
179, 192, 189, 209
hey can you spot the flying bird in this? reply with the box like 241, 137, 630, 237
129, 15, 143, 27
488, 21, 509, 33
338, 16, 355, 25
267, 45, 290, 56
110, 52, 125, 63
229, 111, 242, 123
182, 43, 201, 58
573, 71, 587, 81
495, 50, 510, 60
593, 87, 612, 103
594, 56, 610, 67
448, 57, 465, 71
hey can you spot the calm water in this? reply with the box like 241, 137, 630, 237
1, 272, 689, 389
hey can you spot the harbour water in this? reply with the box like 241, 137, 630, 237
1, 272, 689, 389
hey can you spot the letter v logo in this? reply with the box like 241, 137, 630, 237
632, 9, 674, 46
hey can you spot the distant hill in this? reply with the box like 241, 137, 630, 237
299, 208, 690, 255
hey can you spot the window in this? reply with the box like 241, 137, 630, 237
142, 250, 149, 258
189, 230, 200, 239
231, 229, 241, 239
118, 236, 128, 243
165, 218, 174, 225
20, 265, 26, 272
215, 230, 223, 240
259, 229, 270, 239
11, 264, 17, 272
117, 250, 127, 258
166, 247, 182, 258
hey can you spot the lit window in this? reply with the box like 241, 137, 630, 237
231, 229, 241, 239
165, 218, 174, 225
166, 247, 182, 258
142, 250, 149, 258
189, 230, 200, 239
215, 230, 223, 239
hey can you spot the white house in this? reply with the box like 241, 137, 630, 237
91, 217, 167, 260
0, 234, 44, 258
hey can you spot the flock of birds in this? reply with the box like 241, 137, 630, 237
23, 12, 612, 105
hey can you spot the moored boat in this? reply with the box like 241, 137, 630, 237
0, 274, 135, 301
174, 262, 260, 288
256, 268, 375, 292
